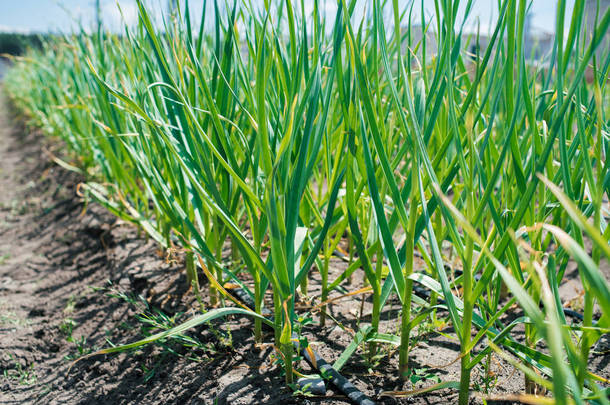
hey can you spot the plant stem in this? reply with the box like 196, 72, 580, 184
253, 269, 262, 343
282, 340, 294, 384
398, 198, 418, 380
368, 244, 383, 360
320, 248, 330, 327
578, 291, 593, 386
185, 251, 199, 294
459, 159, 475, 405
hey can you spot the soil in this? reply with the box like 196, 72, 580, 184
0, 85, 608, 405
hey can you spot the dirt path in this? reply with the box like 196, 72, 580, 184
0, 88, 145, 403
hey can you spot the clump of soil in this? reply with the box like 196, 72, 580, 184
0, 87, 607, 405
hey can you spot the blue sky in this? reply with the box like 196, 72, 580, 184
0, 0, 573, 34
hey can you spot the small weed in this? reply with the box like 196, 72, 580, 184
59, 318, 76, 336
59, 317, 95, 360
9, 199, 28, 216
101, 282, 218, 363
289, 382, 315, 397
206, 320, 233, 350
408, 367, 441, 385
0, 253, 10, 265
0, 300, 29, 327
0, 311, 29, 327
359, 351, 386, 372
473, 370, 499, 393
414, 318, 438, 342
2, 354, 37, 385
64, 336, 94, 361
63, 295, 77, 315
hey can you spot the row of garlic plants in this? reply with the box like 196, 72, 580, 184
5, 0, 610, 403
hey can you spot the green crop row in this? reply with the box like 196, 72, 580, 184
4, 0, 610, 403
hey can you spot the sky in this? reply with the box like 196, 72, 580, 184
0, 0, 574, 35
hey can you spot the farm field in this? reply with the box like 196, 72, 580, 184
0, 96, 606, 403
1, 0, 610, 404
0, 90, 542, 404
